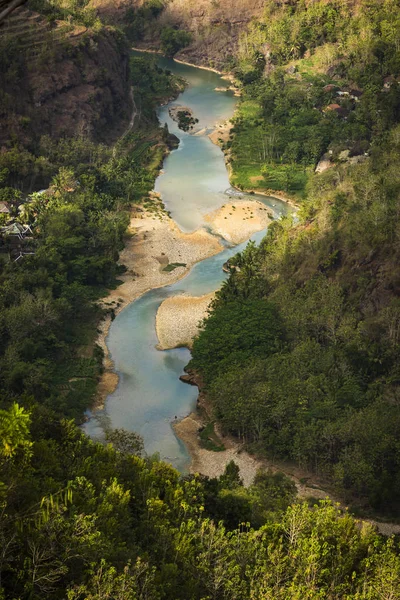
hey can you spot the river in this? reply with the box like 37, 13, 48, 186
84, 54, 290, 472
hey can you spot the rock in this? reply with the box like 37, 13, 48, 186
167, 133, 180, 149
349, 155, 368, 165
179, 373, 198, 386
315, 153, 333, 173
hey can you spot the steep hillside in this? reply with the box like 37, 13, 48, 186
0, 3, 132, 149
155, 0, 265, 68
189, 0, 400, 516
90, 0, 265, 69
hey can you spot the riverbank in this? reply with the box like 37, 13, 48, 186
95, 202, 223, 409
208, 120, 300, 209
96, 193, 276, 409
132, 46, 233, 79
95, 50, 296, 467
174, 409, 337, 499
174, 397, 400, 536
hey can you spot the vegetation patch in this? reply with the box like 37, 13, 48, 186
162, 262, 187, 272
199, 421, 225, 452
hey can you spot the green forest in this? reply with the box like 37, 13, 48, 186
227, 0, 400, 197
1, 0, 400, 597
191, 0, 400, 515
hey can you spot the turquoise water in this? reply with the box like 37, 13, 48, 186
84, 55, 290, 471
154, 56, 238, 231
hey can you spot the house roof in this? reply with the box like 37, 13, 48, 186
323, 84, 338, 92
0, 223, 24, 235
325, 104, 349, 117
0, 202, 10, 213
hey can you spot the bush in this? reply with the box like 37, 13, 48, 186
160, 27, 192, 57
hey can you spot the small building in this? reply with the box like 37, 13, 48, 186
0, 201, 10, 214
325, 103, 341, 111
323, 84, 338, 93
350, 89, 363, 101
383, 76, 395, 89
0, 222, 32, 240
324, 104, 349, 118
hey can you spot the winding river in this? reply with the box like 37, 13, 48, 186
84, 55, 290, 472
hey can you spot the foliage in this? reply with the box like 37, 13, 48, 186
0, 403, 32, 458
130, 54, 185, 117
198, 421, 225, 452
228, 0, 400, 197
124, 0, 165, 42
160, 27, 192, 58
1, 412, 399, 599
191, 297, 284, 384
29, 0, 99, 28
192, 122, 400, 513
0, 55, 180, 422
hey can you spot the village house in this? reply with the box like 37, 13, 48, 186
324, 103, 349, 118
323, 84, 338, 93
349, 89, 363, 101
0, 222, 33, 240
382, 76, 400, 90
0, 201, 10, 214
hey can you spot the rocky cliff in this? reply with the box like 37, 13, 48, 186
0, 5, 132, 149
159, 0, 265, 68
90, 0, 265, 69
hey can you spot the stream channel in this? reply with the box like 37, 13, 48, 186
84, 53, 291, 472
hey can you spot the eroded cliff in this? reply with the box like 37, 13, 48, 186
0, 4, 132, 149
90, 0, 265, 69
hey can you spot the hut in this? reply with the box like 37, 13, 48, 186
0, 201, 10, 214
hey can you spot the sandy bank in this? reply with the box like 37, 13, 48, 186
95, 194, 276, 409
205, 198, 272, 244
241, 187, 300, 210
208, 119, 232, 147
95, 205, 223, 409
174, 411, 332, 495
174, 413, 262, 487
131, 46, 232, 78
156, 292, 214, 350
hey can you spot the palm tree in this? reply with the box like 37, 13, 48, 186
17, 202, 35, 225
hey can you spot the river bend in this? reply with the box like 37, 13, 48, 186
84, 55, 290, 471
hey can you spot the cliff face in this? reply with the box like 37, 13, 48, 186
0, 6, 132, 149
89, 0, 265, 69
158, 0, 265, 68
